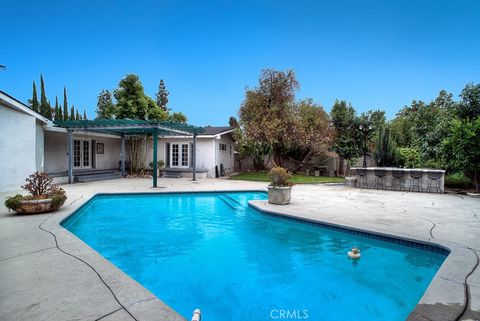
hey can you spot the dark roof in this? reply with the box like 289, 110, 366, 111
201, 126, 234, 135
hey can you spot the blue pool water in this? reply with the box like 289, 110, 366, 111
62, 192, 446, 321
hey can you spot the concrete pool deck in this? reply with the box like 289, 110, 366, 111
0, 178, 478, 321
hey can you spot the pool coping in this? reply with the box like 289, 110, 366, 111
42, 189, 476, 321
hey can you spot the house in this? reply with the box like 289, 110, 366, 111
0, 91, 49, 192
0, 91, 235, 192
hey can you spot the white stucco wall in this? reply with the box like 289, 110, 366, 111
145, 137, 217, 177
44, 131, 122, 173
0, 105, 42, 192
215, 133, 235, 175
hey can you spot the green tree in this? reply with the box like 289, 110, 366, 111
58, 103, 63, 120
155, 79, 169, 112
442, 117, 480, 192
95, 89, 116, 119
39, 74, 52, 119
114, 74, 149, 119
390, 90, 455, 166
70, 106, 75, 120
289, 99, 333, 172
239, 69, 299, 166
63, 87, 69, 121
373, 127, 397, 167
229, 116, 238, 128
76, 110, 80, 120
28, 81, 39, 113
147, 96, 169, 121
54, 97, 60, 120
330, 100, 361, 174
457, 82, 480, 120
168, 112, 187, 123
83, 109, 87, 120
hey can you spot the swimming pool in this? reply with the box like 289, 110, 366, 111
62, 191, 447, 321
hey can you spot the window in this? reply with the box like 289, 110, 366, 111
181, 144, 189, 166
172, 144, 179, 166
219, 143, 227, 151
74, 140, 81, 167
229, 146, 232, 155
83, 141, 90, 167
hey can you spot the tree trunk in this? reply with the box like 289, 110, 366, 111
129, 136, 147, 174
475, 168, 479, 193
289, 150, 314, 173
338, 157, 345, 176
345, 160, 351, 177
272, 145, 283, 167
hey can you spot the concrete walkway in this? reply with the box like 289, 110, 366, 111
0, 178, 478, 321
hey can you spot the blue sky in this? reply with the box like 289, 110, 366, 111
1, 0, 479, 125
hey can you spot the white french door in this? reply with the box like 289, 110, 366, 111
73, 139, 91, 169
170, 143, 189, 168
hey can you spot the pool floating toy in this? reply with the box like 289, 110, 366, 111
191, 309, 201, 321
348, 247, 361, 259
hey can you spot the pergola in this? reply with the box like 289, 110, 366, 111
53, 119, 205, 187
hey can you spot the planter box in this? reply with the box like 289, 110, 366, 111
14, 197, 66, 214
267, 186, 292, 205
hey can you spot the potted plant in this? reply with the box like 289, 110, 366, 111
148, 160, 165, 176
4, 172, 67, 214
267, 166, 294, 205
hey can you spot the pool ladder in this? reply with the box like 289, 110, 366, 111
191, 309, 201, 321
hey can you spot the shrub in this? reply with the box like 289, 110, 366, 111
445, 172, 474, 189
149, 160, 165, 169
269, 167, 293, 187
51, 194, 67, 207
5, 194, 23, 211
421, 159, 444, 170
397, 148, 421, 168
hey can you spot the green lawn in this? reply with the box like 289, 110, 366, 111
229, 171, 345, 184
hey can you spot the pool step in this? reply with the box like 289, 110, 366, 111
218, 194, 244, 211
162, 171, 182, 178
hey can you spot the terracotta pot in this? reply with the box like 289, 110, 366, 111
14, 197, 66, 214
267, 185, 292, 205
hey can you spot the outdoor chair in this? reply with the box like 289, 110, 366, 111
374, 169, 387, 190
355, 168, 368, 189
391, 169, 406, 191
427, 171, 442, 193
409, 170, 424, 192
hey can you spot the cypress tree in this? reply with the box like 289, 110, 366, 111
54, 97, 60, 120
39, 74, 52, 119
83, 109, 87, 120
59, 103, 63, 120
63, 87, 69, 121
28, 81, 40, 113
76, 110, 80, 120
48, 99, 53, 119
70, 105, 75, 120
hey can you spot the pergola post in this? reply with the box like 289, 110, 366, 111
121, 135, 126, 177
153, 128, 158, 188
192, 133, 197, 181
67, 129, 74, 184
